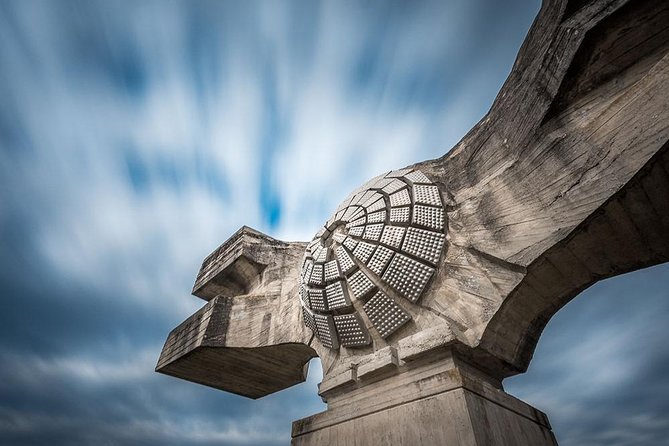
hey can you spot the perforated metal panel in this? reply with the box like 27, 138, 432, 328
314, 313, 339, 349
347, 270, 375, 300
303, 307, 317, 333
382, 254, 434, 302
325, 281, 351, 310
389, 206, 410, 224
334, 313, 371, 347
335, 246, 357, 275
346, 216, 366, 228
309, 263, 324, 286
413, 184, 441, 206
362, 192, 383, 208
332, 232, 347, 244
380, 225, 406, 249
342, 237, 359, 252
324, 259, 342, 282
367, 245, 394, 275
366, 199, 386, 213
353, 241, 377, 263
299, 284, 310, 308
412, 204, 444, 231
311, 245, 323, 262
404, 170, 432, 184
367, 210, 386, 224
402, 227, 445, 265
309, 288, 327, 312
348, 226, 364, 237
363, 291, 411, 338
389, 189, 411, 207
315, 246, 329, 262
342, 205, 362, 221
382, 178, 407, 194
362, 223, 384, 242
302, 261, 314, 284
370, 177, 394, 190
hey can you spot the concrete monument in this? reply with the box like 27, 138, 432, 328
157, 0, 669, 444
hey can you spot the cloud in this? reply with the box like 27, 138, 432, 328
3, 1, 668, 446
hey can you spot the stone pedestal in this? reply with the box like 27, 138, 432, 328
292, 350, 557, 445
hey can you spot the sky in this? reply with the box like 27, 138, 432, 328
0, 0, 667, 445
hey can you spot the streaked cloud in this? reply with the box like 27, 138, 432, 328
1, 1, 667, 445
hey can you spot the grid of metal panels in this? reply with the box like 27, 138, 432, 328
299, 168, 446, 350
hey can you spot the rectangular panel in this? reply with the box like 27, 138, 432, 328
366, 198, 386, 213
413, 184, 441, 206
336, 246, 357, 275
362, 223, 384, 242
389, 206, 410, 224
363, 291, 411, 338
367, 210, 386, 223
308, 288, 327, 312
314, 313, 339, 349
401, 227, 445, 265
324, 259, 342, 282
382, 253, 434, 302
302, 306, 317, 333
333, 313, 371, 347
325, 280, 352, 310
404, 170, 432, 184
348, 226, 364, 237
389, 188, 411, 207
412, 204, 445, 231
366, 245, 394, 275
346, 270, 376, 300
353, 241, 377, 263
380, 225, 406, 249
342, 237, 359, 252
309, 263, 324, 286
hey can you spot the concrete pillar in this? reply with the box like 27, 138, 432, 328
292, 350, 557, 446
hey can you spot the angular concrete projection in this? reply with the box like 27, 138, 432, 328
157, 0, 669, 443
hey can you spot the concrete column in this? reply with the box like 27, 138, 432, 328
292, 350, 557, 446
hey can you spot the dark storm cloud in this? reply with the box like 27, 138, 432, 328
2, 0, 667, 445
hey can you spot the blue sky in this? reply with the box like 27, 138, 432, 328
0, 1, 667, 445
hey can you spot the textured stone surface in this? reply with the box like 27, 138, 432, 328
157, 0, 669, 443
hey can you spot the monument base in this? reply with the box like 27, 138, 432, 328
292, 350, 557, 445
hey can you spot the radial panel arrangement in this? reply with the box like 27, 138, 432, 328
299, 169, 447, 349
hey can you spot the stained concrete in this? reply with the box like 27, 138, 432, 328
156, 0, 669, 443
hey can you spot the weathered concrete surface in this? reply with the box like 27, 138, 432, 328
293, 350, 557, 446
156, 0, 669, 443
156, 227, 317, 398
